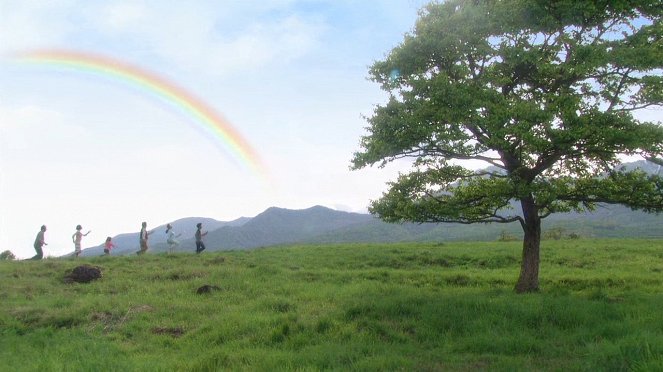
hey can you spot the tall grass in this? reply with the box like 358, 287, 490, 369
2, 239, 663, 371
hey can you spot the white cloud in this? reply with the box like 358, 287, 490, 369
0, 105, 86, 151
0, 0, 77, 53
88, 1, 325, 76
209, 15, 324, 72
103, 2, 146, 29
1, 1, 325, 76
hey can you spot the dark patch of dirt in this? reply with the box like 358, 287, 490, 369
153, 271, 205, 281
205, 256, 226, 265
196, 284, 221, 294
64, 265, 102, 283
151, 326, 185, 337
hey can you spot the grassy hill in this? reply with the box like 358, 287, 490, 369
6, 239, 663, 370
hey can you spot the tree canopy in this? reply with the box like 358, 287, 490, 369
352, 0, 663, 292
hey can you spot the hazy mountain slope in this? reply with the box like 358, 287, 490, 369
154, 206, 374, 253
82, 202, 663, 256
79, 216, 247, 256
163, 205, 663, 254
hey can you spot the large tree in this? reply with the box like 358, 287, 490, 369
352, 0, 663, 292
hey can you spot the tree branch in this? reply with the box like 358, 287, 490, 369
614, 102, 661, 112
606, 68, 633, 112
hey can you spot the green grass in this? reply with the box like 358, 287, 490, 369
3, 239, 663, 371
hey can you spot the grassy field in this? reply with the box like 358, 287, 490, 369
2, 239, 663, 371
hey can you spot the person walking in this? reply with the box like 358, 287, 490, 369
165, 223, 181, 254
72, 225, 91, 258
137, 222, 154, 255
103, 237, 115, 256
195, 223, 208, 254
31, 225, 48, 260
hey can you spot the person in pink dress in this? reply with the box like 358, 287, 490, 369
103, 237, 115, 256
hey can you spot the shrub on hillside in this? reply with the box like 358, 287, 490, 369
497, 230, 518, 242
543, 227, 565, 241
0, 250, 16, 260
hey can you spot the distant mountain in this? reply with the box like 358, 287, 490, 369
96, 204, 662, 257
151, 205, 375, 253
74, 161, 663, 256
619, 160, 663, 175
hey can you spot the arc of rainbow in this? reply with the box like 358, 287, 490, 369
14, 49, 269, 183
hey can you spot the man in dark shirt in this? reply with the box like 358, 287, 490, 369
31, 225, 47, 260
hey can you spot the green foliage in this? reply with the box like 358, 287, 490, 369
0, 250, 16, 260
2, 241, 663, 370
353, 0, 663, 223
352, 0, 663, 291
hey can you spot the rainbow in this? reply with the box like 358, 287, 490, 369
14, 49, 269, 182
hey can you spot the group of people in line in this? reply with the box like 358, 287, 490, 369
30, 222, 209, 260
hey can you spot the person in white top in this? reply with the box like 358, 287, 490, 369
72, 225, 91, 258
165, 223, 181, 254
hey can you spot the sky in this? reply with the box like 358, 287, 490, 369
0, 0, 432, 258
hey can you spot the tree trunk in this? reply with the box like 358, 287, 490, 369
515, 196, 541, 293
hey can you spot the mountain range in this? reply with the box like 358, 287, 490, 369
78, 204, 663, 256
77, 160, 663, 256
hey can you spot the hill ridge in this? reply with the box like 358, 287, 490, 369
74, 161, 663, 256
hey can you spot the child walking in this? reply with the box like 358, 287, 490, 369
165, 223, 181, 254
137, 222, 154, 255
195, 223, 208, 254
72, 225, 91, 257
103, 237, 115, 256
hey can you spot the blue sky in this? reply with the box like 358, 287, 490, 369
0, 1, 429, 258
